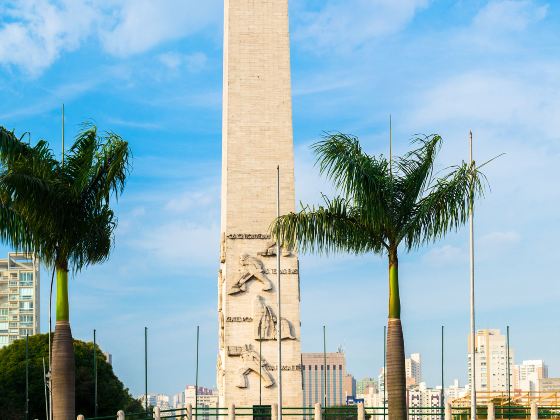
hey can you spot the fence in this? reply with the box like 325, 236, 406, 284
80, 402, 560, 420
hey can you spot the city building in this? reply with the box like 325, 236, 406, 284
356, 377, 377, 395
514, 360, 548, 392
138, 394, 171, 411
468, 329, 514, 392
539, 378, 560, 392
174, 386, 218, 420
406, 353, 422, 388
409, 383, 442, 420
302, 351, 355, 409
0, 253, 40, 348
445, 379, 468, 402
103, 352, 113, 366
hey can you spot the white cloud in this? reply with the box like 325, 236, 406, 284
158, 51, 208, 73
99, 0, 220, 57
293, 0, 429, 53
423, 244, 465, 266
0, 0, 220, 75
473, 0, 548, 33
165, 188, 218, 213
0, 0, 99, 76
480, 230, 521, 249
131, 221, 219, 269
454, 0, 549, 51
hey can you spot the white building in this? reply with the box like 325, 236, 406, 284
445, 379, 468, 402
514, 360, 548, 392
0, 253, 40, 348
175, 386, 219, 420
139, 394, 171, 411
409, 383, 442, 420
468, 329, 514, 392
406, 353, 422, 388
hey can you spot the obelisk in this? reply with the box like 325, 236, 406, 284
218, 0, 302, 409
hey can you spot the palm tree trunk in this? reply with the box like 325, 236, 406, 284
387, 249, 407, 420
52, 262, 75, 419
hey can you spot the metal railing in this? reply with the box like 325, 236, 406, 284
82, 404, 560, 420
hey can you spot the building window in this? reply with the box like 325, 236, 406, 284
20, 288, 33, 300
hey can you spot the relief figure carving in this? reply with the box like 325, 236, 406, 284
254, 295, 295, 341
220, 233, 226, 263
228, 255, 272, 295
257, 241, 293, 257
231, 344, 274, 389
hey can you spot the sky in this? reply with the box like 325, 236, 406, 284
0, 0, 559, 398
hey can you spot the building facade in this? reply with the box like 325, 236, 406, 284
0, 253, 40, 348
302, 351, 355, 409
468, 329, 514, 392
406, 353, 422, 388
514, 360, 548, 392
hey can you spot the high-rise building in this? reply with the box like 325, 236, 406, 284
468, 329, 514, 392
302, 351, 355, 409
406, 353, 422, 388
514, 360, 548, 392
138, 394, 171, 411
183, 386, 219, 420
356, 377, 377, 395
0, 253, 40, 348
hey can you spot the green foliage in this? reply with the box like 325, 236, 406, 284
272, 133, 487, 256
0, 124, 131, 270
0, 334, 143, 419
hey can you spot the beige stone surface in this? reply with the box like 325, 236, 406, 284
218, 0, 302, 409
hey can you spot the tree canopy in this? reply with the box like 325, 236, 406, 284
0, 334, 142, 419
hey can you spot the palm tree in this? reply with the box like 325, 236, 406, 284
0, 124, 130, 419
271, 133, 486, 420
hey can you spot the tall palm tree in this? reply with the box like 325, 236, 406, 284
0, 124, 131, 419
272, 133, 486, 420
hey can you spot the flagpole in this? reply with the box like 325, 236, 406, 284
276, 165, 283, 420
469, 130, 477, 420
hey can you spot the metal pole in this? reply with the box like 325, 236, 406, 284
145, 326, 148, 413
383, 326, 386, 420
94, 329, 98, 417
323, 325, 327, 407
389, 115, 392, 177
276, 165, 283, 420
43, 357, 49, 420
259, 328, 262, 406
441, 325, 445, 420
61, 104, 65, 164
25, 333, 29, 420
469, 130, 477, 420
196, 325, 199, 420
506, 326, 511, 420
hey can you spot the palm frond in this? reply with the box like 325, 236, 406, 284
271, 195, 385, 255
400, 162, 487, 249
313, 133, 392, 229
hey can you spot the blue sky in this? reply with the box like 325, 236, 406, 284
1, 0, 559, 397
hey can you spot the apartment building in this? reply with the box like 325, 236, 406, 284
0, 253, 40, 348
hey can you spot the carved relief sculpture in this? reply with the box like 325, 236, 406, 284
229, 344, 274, 389
254, 295, 295, 341
228, 254, 273, 295
219, 312, 225, 347
257, 241, 293, 257
220, 233, 226, 263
